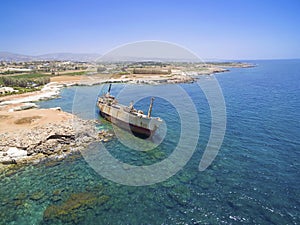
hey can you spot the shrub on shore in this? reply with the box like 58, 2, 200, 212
0, 76, 50, 88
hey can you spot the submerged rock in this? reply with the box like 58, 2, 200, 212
43, 192, 110, 223
30, 191, 46, 201
161, 179, 177, 188
168, 185, 191, 206
14, 192, 27, 201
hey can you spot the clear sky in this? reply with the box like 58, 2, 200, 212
1, 0, 300, 59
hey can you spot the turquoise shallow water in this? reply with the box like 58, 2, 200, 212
1, 60, 299, 224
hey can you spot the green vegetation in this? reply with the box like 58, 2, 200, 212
0, 76, 50, 87
0, 86, 41, 97
0, 74, 49, 96
1, 70, 23, 75
59, 71, 86, 76
0, 71, 86, 96
14, 86, 42, 93
118, 71, 130, 75
4, 73, 51, 79
1, 71, 86, 80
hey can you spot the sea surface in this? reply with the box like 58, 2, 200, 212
0, 60, 299, 224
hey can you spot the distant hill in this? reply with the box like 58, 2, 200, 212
0, 52, 232, 63
0, 52, 34, 62
0, 52, 101, 62
36, 53, 102, 62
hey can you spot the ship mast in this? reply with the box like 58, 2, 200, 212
147, 97, 155, 118
107, 84, 112, 94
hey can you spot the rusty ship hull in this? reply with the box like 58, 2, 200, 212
97, 93, 162, 139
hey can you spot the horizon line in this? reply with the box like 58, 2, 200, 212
0, 51, 299, 61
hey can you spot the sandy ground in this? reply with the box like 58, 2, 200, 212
50, 75, 86, 83
50, 73, 174, 83
50, 73, 116, 83
0, 108, 73, 134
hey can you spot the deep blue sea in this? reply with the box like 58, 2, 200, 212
0, 60, 299, 224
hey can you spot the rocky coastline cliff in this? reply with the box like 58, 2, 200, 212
0, 108, 112, 168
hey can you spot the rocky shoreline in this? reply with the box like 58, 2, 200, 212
0, 109, 113, 169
